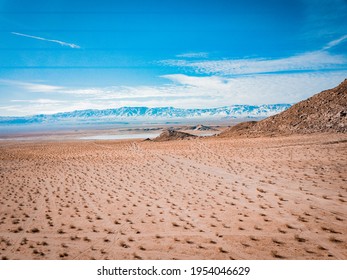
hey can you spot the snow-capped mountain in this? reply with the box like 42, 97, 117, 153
0, 104, 291, 125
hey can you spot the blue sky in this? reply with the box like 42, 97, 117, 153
0, 0, 346, 116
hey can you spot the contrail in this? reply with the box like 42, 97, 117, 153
322, 34, 347, 50
12, 32, 80, 49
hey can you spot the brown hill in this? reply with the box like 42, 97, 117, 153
219, 79, 347, 137
153, 129, 197, 142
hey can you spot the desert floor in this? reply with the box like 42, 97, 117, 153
0, 133, 346, 260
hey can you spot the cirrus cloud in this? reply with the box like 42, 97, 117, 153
161, 51, 346, 76
176, 52, 209, 58
161, 35, 347, 76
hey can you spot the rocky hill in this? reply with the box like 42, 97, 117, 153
219, 79, 347, 137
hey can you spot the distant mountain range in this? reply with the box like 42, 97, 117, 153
0, 104, 292, 126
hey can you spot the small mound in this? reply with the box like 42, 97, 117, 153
194, 124, 217, 131
152, 129, 197, 142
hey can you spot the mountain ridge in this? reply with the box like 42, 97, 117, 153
0, 104, 291, 125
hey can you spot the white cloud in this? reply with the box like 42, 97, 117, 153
12, 32, 80, 49
63, 88, 103, 96
162, 35, 347, 76
3, 80, 208, 99
322, 34, 347, 50
11, 99, 66, 104
0, 79, 63, 92
2, 71, 346, 116
161, 74, 231, 90
162, 51, 346, 76
161, 72, 347, 105
21, 83, 63, 93
176, 52, 209, 58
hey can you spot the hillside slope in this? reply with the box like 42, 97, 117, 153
220, 79, 347, 137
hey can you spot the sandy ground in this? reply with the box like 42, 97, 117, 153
0, 133, 346, 260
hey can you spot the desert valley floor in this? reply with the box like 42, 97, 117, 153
0, 133, 346, 260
